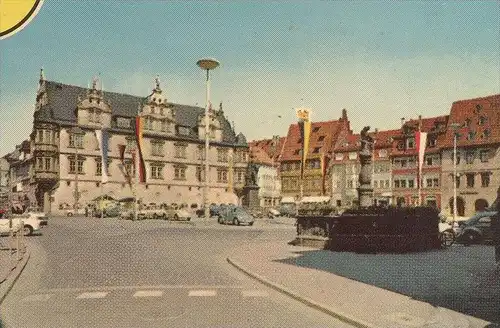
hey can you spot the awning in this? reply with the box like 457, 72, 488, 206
280, 197, 296, 204
300, 196, 331, 203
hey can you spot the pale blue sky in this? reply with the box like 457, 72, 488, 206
1, 1, 499, 156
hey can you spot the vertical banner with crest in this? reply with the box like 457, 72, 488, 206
296, 108, 312, 180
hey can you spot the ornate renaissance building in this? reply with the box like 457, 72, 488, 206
22, 70, 249, 214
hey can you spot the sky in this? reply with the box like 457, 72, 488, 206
0, 1, 499, 156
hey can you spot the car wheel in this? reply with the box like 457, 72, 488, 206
23, 225, 34, 236
153, 214, 158, 220
67, 212, 73, 217
174, 214, 179, 221
439, 229, 455, 248
249, 222, 254, 226
233, 218, 239, 226
462, 231, 480, 246
187, 217, 191, 222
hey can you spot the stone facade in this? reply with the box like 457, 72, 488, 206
12, 71, 249, 215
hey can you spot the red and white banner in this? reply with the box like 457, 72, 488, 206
415, 131, 427, 188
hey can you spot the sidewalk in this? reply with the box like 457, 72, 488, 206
227, 241, 493, 328
0, 237, 30, 304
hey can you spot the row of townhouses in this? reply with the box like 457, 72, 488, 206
3, 71, 251, 215
250, 94, 499, 217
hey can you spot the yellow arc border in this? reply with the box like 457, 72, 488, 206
0, 0, 44, 40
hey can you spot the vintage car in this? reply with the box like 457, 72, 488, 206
218, 207, 254, 226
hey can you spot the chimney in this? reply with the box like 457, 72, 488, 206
341, 108, 347, 120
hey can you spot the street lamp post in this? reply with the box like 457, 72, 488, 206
450, 123, 461, 221
197, 58, 220, 220
70, 126, 84, 213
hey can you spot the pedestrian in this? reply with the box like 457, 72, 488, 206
85, 206, 88, 217
493, 186, 500, 269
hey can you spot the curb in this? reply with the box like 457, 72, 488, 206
226, 256, 379, 328
0, 247, 31, 305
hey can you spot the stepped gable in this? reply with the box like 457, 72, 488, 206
280, 120, 343, 161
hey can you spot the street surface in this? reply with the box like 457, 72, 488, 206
0, 217, 354, 328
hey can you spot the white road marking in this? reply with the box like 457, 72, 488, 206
76, 292, 108, 299
242, 290, 269, 297
22, 294, 54, 302
40, 285, 243, 293
188, 290, 217, 297
133, 290, 163, 297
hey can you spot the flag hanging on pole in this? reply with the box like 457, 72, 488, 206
416, 130, 427, 190
95, 128, 109, 184
296, 108, 312, 180
134, 116, 147, 183
117, 144, 132, 188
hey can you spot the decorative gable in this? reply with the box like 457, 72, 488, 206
76, 76, 112, 127
139, 77, 175, 134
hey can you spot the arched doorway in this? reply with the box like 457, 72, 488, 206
474, 198, 489, 212
449, 196, 465, 216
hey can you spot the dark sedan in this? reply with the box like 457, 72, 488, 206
456, 211, 498, 245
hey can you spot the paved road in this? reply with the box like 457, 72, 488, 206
1, 217, 353, 328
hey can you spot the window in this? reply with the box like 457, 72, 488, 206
44, 130, 52, 144
373, 180, 378, 188
347, 180, 353, 188
426, 178, 433, 188
466, 173, 475, 188
217, 168, 228, 183
36, 157, 43, 170
95, 159, 110, 176
175, 144, 187, 158
174, 166, 186, 180
478, 116, 486, 125
218, 148, 228, 162
144, 117, 154, 130
124, 161, 135, 177
196, 166, 205, 182
117, 118, 130, 128
69, 157, 84, 174
455, 175, 461, 188
401, 180, 407, 188
427, 138, 436, 147
433, 178, 439, 187
348, 152, 356, 160
408, 179, 414, 188
465, 151, 475, 164
481, 172, 490, 187
197, 146, 205, 160
467, 131, 476, 140
318, 135, 325, 142
484, 129, 491, 138
126, 139, 136, 153
312, 127, 320, 132
312, 147, 321, 153
385, 180, 390, 188
479, 149, 490, 163
407, 138, 415, 149
236, 170, 245, 184
294, 149, 300, 155
335, 153, 343, 161
69, 133, 83, 148
151, 141, 164, 156
451, 151, 461, 164
465, 118, 471, 127
150, 164, 163, 179
378, 149, 387, 158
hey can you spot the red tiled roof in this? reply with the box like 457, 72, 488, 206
280, 120, 345, 161
248, 136, 286, 162
248, 145, 274, 166
437, 94, 500, 148
392, 115, 449, 157
333, 129, 401, 153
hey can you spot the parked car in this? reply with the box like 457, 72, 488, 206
103, 206, 121, 218
438, 214, 455, 247
65, 208, 86, 217
163, 205, 192, 221
455, 211, 497, 246
196, 204, 220, 218
218, 207, 254, 226
0, 214, 43, 236
267, 208, 281, 219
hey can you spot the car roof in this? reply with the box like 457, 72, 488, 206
468, 211, 497, 221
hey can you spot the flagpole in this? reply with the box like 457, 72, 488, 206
100, 181, 104, 219
417, 116, 422, 207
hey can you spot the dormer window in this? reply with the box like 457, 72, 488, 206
467, 131, 476, 141
478, 116, 486, 125
89, 109, 101, 123
312, 127, 320, 132
406, 138, 415, 149
476, 104, 482, 112
465, 118, 471, 127
427, 138, 436, 147
484, 129, 491, 138
318, 135, 325, 142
